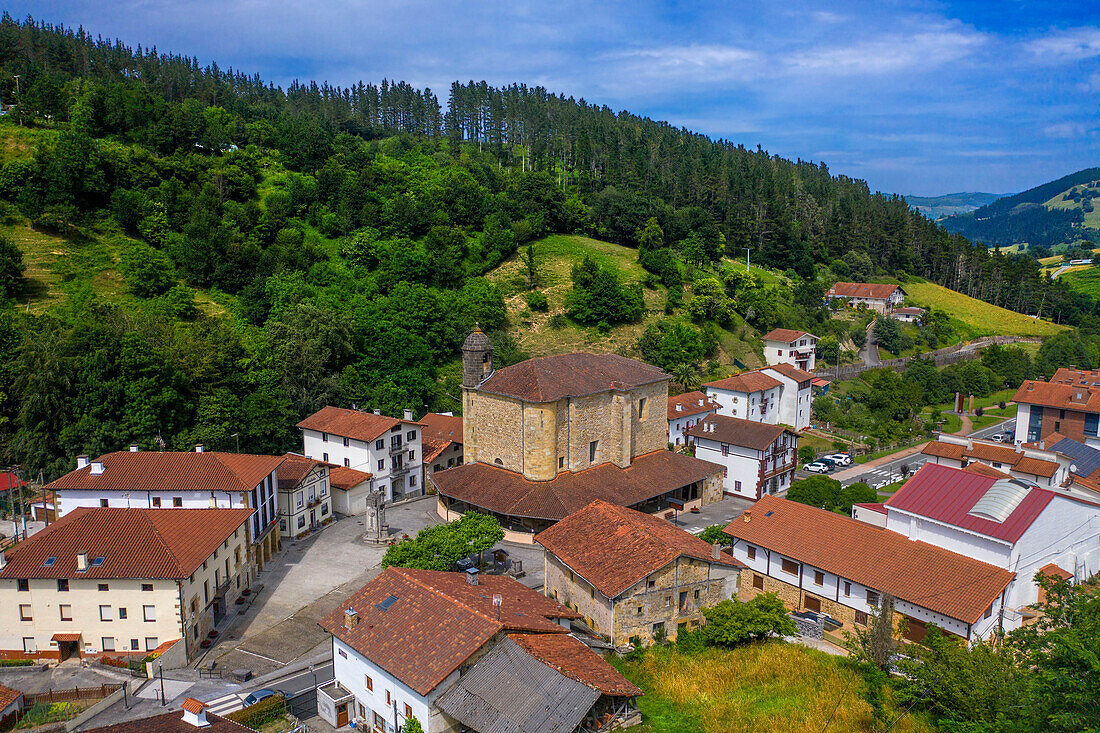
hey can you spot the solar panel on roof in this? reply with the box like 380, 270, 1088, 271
375, 595, 398, 612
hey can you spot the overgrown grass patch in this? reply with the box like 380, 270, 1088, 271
903, 280, 1066, 337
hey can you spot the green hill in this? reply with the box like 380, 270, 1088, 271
904, 192, 1005, 220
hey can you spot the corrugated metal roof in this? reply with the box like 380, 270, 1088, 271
436, 637, 599, 733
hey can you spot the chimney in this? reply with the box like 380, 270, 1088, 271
466, 567, 479, 585
180, 698, 210, 728
403, 409, 414, 421
711, 543, 721, 560
129, 444, 139, 453
76, 455, 89, 470
743, 510, 752, 523
698, 398, 704, 407
343, 607, 358, 630
90, 461, 104, 475
76, 552, 88, 571
194, 444, 204, 453
373, 409, 381, 416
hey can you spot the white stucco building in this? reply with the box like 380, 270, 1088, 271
825, 282, 906, 313
761, 329, 817, 372
687, 416, 796, 500
297, 406, 425, 503
667, 391, 721, 446
276, 454, 334, 538
703, 365, 814, 432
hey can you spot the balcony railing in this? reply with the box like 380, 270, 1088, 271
388, 442, 406, 456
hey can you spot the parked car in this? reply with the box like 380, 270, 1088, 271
243, 690, 279, 707
823, 453, 853, 466
803, 461, 832, 473
990, 433, 1007, 443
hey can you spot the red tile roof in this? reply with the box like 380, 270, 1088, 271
704, 371, 782, 394
85, 710, 251, 733
827, 282, 905, 300
327, 465, 372, 490
509, 633, 643, 697
180, 698, 206, 714
963, 463, 1011, 479
760, 363, 815, 383
1038, 563, 1072, 580
0, 683, 21, 711
724, 495, 1014, 624
762, 328, 812, 344
893, 307, 924, 316
0, 472, 26, 490
536, 500, 740, 598
1013, 380, 1100, 412
0, 507, 253, 580
318, 567, 577, 696
922, 441, 966, 460
433, 450, 723, 522
1051, 368, 1100, 387
46, 452, 283, 493
420, 413, 464, 463
477, 353, 667, 403
276, 454, 324, 489
297, 406, 421, 443
687, 415, 794, 451
667, 391, 721, 419
1013, 456, 1059, 478
885, 464, 1053, 543
922, 440, 1059, 479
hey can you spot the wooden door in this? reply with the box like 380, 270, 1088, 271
335, 703, 348, 727
903, 616, 927, 643
804, 595, 821, 613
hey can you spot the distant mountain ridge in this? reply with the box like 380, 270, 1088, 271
905, 192, 1006, 220
939, 168, 1100, 249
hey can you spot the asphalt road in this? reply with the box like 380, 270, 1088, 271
839, 417, 1017, 488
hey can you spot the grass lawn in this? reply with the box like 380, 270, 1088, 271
1060, 266, 1100, 299
611, 643, 935, 733
903, 280, 1067, 337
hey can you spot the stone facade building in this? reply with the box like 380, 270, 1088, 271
536, 500, 741, 646
434, 330, 725, 540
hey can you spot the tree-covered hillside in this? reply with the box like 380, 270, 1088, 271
0, 14, 1092, 480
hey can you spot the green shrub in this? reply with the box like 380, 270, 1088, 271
227, 694, 286, 727
698, 524, 728, 545
523, 290, 548, 311
0, 658, 33, 667
701, 594, 797, 647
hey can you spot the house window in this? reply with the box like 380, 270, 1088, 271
101, 637, 115, 652
365, 675, 373, 691
321, 504, 330, 516
646, 579, 655, 589
405, 703, 413, 720
559, 457, 565, 469
22, 638, 35, 653
752, 574, 764, 590
296, 492, 304, 509
323, 452, 329, 462
173, 497, 182, 507
865, 590, 880, 607
143, 605, 156, 622
280, 519, 287, 532
843, 582, 851, 596
721, 444, 729, 457
343, 437, 350, 447
746, 545, 756, 560
344, 458, 350, 467
152, 497, 161, 507
985, 604, 993, 619
297, 516, 306, 529
17, 579, 28, 592
855, 611, 869, 625
100, 499, 109, 507
407, 431, 416, 442
375, 439, 384, 450
19, 604, 32, 621
118, 608, 127, 619
665, 596, 672, 607
637, 606, 644, 615
378, 459, 385, 470
814, 571, 824, 586
374, 713, 385, 728
386, 690, 391, 705
100, 605, 112, 621
338, 649, 347, 659
410, 475, 417, 487
322, 432, 328, 442
589, 441, 598, 462
638, 397, 647, 417
142, 583, 153, 592
145, 637, 158, 651
408, 450, 415, 461
652, 621, 665, 635
781, 559, 798, 575
59, 604, 72, 621
735, 480, 742, 492
130, 639, 139, 650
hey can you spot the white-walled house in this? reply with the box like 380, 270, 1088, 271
703, 372, 783, 425
667, 391, 721, 446
891, 307, 924, 323
276, 454, 334, 538
0, 507, 253, 663
762, 329, 817, 372
825, 282, 906, 313
758, 364, 814, 432
317, 567, 640, 733
297, 407, 424, 503
921, 435, 1066, 488
724, 495, 1014, 644
688, 416, 796, 499
46, 448, 283, 573
327, 466, 375, 516
882, 463, 1100, 628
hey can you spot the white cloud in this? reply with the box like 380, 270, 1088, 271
1043, 122, 1091, 139
788, 28, 986, 76
1027, 26, 1100, 63
603, 44, 761, 81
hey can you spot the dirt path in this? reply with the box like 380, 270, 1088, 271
953, 414, 973, 436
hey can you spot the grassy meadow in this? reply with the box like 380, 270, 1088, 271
903, 280, 1067, 337
611, 642, 935, 733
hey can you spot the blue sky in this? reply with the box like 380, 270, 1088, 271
9, 0, 1100, 195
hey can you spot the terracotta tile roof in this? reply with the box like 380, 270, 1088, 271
704, 371, 782, 394
760, 363, 815, 383
1013, 380, 1100, 412
420, 413, 464, 463
432, 451, 723, 522
1051, 368, 1100, 387
762, 328, 812, 344
922, 441, 966, 460
667, 391, 721, 419
963, 463, 1011, 479
724, 495, 1014, 624
85, 710, 251, 733
1038, 563, 1073, 580
51, 632, 82, 642
687, 415, 794, 451
296, 406, 421, 442
893, 307, 924, 316
477, 353, 667, 403
1013, 456, 1059, 478
318, 567, 576, 696
0, 683, 21, 711
827, 282, 905, 300
327, 465, 372, 490
535, 500, 740, 599
46, 452, 283, 493
0, 507, 253, 580
509, 633, 643, 697
180, 698, 206, 714
885, 464, 1054, 543
276, 454, 324, 489
964, 442, 1022, 464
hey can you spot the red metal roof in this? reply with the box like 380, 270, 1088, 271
885, 464, 1053, 544
853, 502, 886, 514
